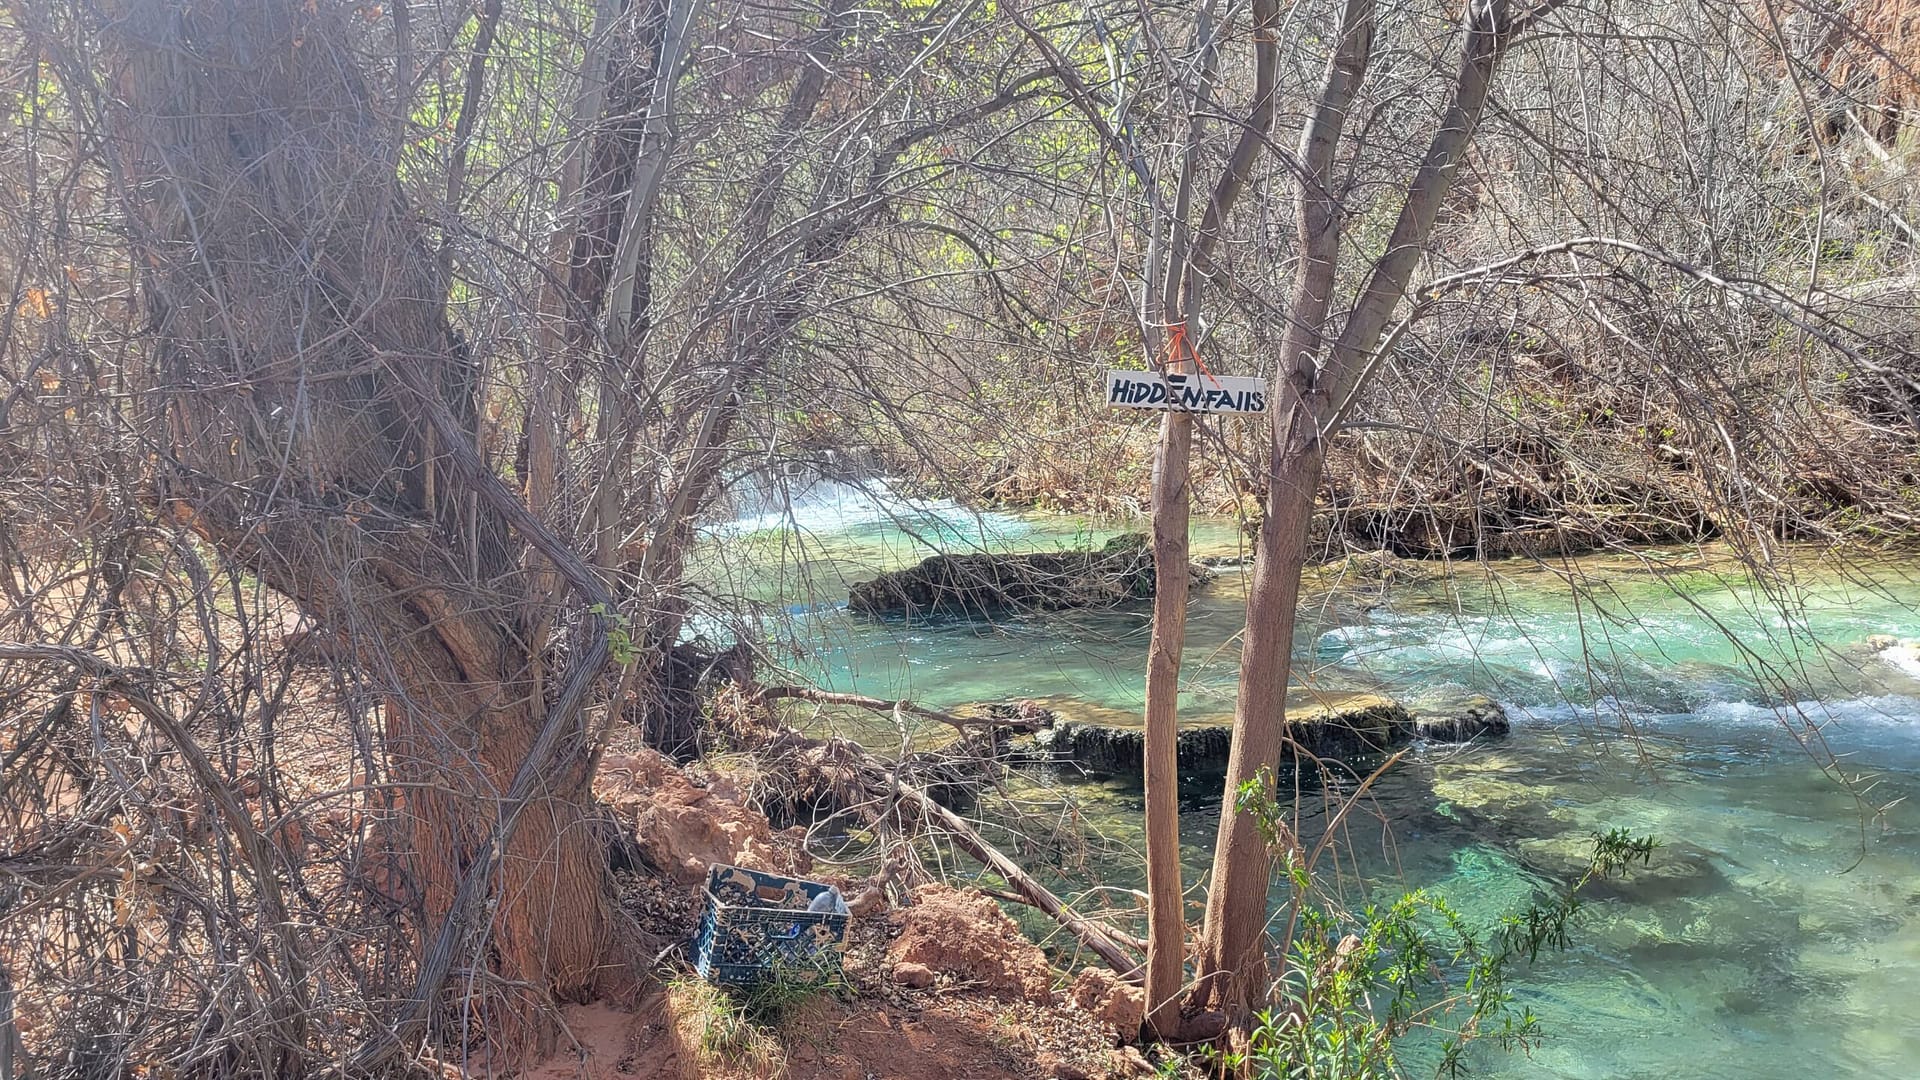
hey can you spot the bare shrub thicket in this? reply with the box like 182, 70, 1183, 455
0, 0, 1914, 1071
835, 0, 1920, 555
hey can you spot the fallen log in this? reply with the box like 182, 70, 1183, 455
753, 685, 1046, 732
728, 698, 1145, 982
889, 773, 1144, 979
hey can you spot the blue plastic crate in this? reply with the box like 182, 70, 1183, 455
692, 863, 849, 986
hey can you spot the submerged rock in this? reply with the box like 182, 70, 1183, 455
1513, 834, 1723, 900
1430, 772, 1568, 822
1042, 694, 1418, 771
1428, 755, 1573, 827
1197, 552, 1256, 569
846, 533, 1213, 619
1316, 548, 1438, 589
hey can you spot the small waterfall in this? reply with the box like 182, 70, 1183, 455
705, 467, 1032, 550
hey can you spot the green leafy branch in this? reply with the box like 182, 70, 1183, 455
587, 602, 637, 665
1221, 769, 1657, 1079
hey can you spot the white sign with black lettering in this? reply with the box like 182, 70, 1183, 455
1105, 369, 1268, 414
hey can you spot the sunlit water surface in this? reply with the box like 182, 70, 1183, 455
693, 478, 1920, 1078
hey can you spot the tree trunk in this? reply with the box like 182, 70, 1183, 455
94, 0, 616, 1047
1141, 406, 1193, 1033
1191, 0, 1539, 1022
1135, 0, 1279, 1033
1189, 0, 1370, 1019
1191, 410, 1324, 1012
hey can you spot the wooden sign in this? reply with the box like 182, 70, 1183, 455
1106, 369, 1268, 414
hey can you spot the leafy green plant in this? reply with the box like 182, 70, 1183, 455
587, 602, 637, 664
1224, 770, 1655, 1079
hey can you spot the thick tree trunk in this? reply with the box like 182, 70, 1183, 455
1188, 0, 1369, 1019
95, 0, 617, 1047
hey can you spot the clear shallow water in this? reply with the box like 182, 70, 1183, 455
695, 480, 1920, 1078
1081, 719, 1920, 1080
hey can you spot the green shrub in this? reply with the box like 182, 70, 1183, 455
1225, 770, 1655, 1079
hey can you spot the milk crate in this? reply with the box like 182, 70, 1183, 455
692, 863, 849, 986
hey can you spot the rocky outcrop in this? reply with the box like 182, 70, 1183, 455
887, 883, 1056, 1004
1040, 691, 1515, 771
593, 748, 810, 886
1042, 695, 1419, 771
1411, 693, 1511, 741
1042, 723, 1230, 772
847, 534, 1213, 619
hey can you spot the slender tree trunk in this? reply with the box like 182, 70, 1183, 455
1191, 408, 1324, 1011
1135, 0, 1279, 1033
1141, 403, 1193, 1033
1192, 0, 1540, 1022
1189, 0, 1370, 1019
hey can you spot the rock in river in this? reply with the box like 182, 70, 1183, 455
846, 533, 1213, 619
1042, 694, 1418, 771
1513, 834, 1723, 901
1412, 692, 1511, 741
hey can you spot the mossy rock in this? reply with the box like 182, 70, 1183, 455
1041, 694, 1417, 771
1430, 774, 1573, 824
846, 533, 1214, 619
1411, 693, 1511, 741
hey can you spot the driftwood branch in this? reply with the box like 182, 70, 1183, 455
889, 774, 1145, 979
740, 707, 1142, 980
753, 685, 1042, 732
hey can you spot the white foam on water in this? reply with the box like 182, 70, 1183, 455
1494, 696, 1659, 728
707, 475, 1029, 545
1692, 693, 1920, 730
1877, 642, 1920, 681
1500, 694, 1920, 746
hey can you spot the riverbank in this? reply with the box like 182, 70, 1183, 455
839, 342, 1920, 563
513, 731, 1190, 1080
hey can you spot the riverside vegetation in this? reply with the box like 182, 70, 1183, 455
2, 0, 1918, 1078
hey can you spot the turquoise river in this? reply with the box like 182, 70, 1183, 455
691, 479, 1920, 1079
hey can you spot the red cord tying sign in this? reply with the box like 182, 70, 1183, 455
1105, 369, 1268, 413
1106, 325, 1267, 413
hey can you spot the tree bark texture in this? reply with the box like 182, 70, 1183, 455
1138, 0, 1281, 1033
1141, 405, 1193, 1033
95, 0, 615, 1036
1189, 0, 1372, 1017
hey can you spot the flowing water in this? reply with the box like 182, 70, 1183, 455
694, 478, 1920, 1078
